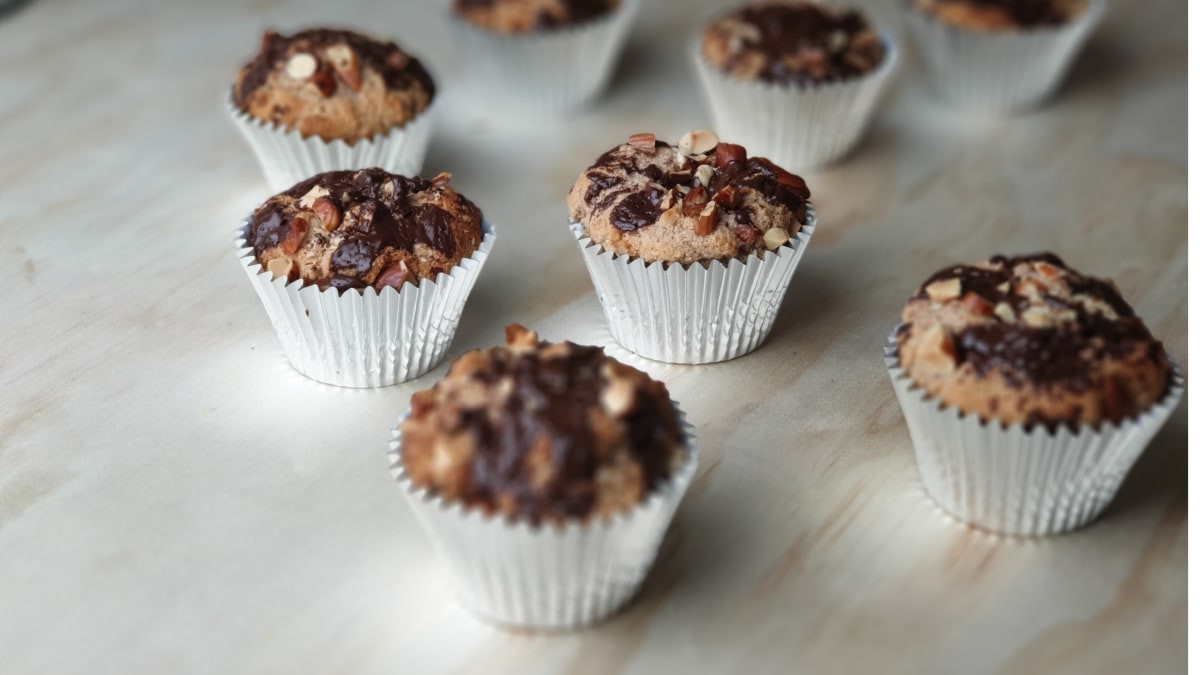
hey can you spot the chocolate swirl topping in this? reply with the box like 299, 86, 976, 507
403, 327, 683, 524
912, 253, 1165, 393
248, 168, 480, 291
235, 28, 435, 106
920, 0, 1077, 27
716, 4, 886, 84
453, 0, 618, 30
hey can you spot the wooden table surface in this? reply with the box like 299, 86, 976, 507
0, 0, 1187, 673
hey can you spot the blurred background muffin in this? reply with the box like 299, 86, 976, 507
228, 28, 439, 189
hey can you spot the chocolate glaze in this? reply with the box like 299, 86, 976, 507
454, 0, 617, 30
236, 28, 435, 106
720, 4, 885, 84
248, 168, 480, 290
425, 339, 682, 523
914, 253, 1167, 398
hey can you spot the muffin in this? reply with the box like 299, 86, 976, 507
447, 0, 641, 114
902, 0, 1105, 111
389, 325, 697, 629
693, 1, 898, 169
568, 130, 817, 364
228, 28, 439, 189
236, 168, 495, 387
886, 253, 1182, 536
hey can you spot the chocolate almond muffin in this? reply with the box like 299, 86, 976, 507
400, 324, 685, 525
897, 253, 1171, 428
567, 130, 811, 264
234, 28, 435, 143
701, 1, 887, 84
247, 168, 482, 291
910, 0, 1087, 30
452, 0, 619, 33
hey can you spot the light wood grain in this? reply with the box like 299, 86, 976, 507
0, 1, 1186, 674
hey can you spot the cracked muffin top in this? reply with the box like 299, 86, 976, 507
568, 130, 811, 264
246, 168, 482, 292
234, 28, 435, 143
897, 253, 1171, 428
701, 1, 887, 85
452, 0, 620, 33
399, 325, 686, 525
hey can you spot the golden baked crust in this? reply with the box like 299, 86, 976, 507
701, 1, 885, 84
910, 0, 1087, 30
400, 325, 685, 525
897, 253, 1171, 428
246, 168, 482, 291
233, 28, 435, 143
452, 0, 619, 33
567, 130, 811, 264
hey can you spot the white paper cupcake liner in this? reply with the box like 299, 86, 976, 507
693, 29, 899, 171
902, 0, 1105, 112
885, 328, 1183, 536
570, 203, 816, 365
226, 93, 438, 191
388, 401, 697, 630
235, 218, 495, 388
447, 0, 641, 115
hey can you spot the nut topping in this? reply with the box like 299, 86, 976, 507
285, 52, 317, 79
694, 202, 718, 236
993, 302, 1016, 323
374, 262, 412, 291
763, 227, 789, 250
325, 44, 361, 91
311, 196, 341, 231
681, 187, 707, 217
695, 164, 715, 187
925, 278, 962, 303
714, 142, 748, 166
266, 257, 294, 281
298, 185, 331, 209
961, 292, 994, 317
712, 184, 741, 209
280, 217, 307, 254
677, 129, 719, 156
627, 133, 657, 154
430, 171, 453, 186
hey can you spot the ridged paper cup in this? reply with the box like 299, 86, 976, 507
902, 0, 1105, 112
226, 92, 438, 191
388, 402, 697, 630
235, 218, 495, 388
693, 29, 899, 171
446, 0, 640, 115
570, 203, 816, 365
885, 327, 1183, 536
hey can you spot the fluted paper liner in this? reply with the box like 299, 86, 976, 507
693, 29, 899, 170
885, 328, 1183, 536
447, 0, 640, 115
226, 93, 438, 191
902, 0, 1105, 112
570, 204, 816, 364
388, 402, 697, 630
235, 219, 495, 388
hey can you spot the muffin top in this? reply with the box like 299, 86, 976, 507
234, 28, 436, 143
910, 0, 1086, 29
897, 253, 1171, 428
452, 0, 619, 33
246, 168, 483, 292
567, 130, 811, 264
400, 325, 686, 525
701, 1, 886, 85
